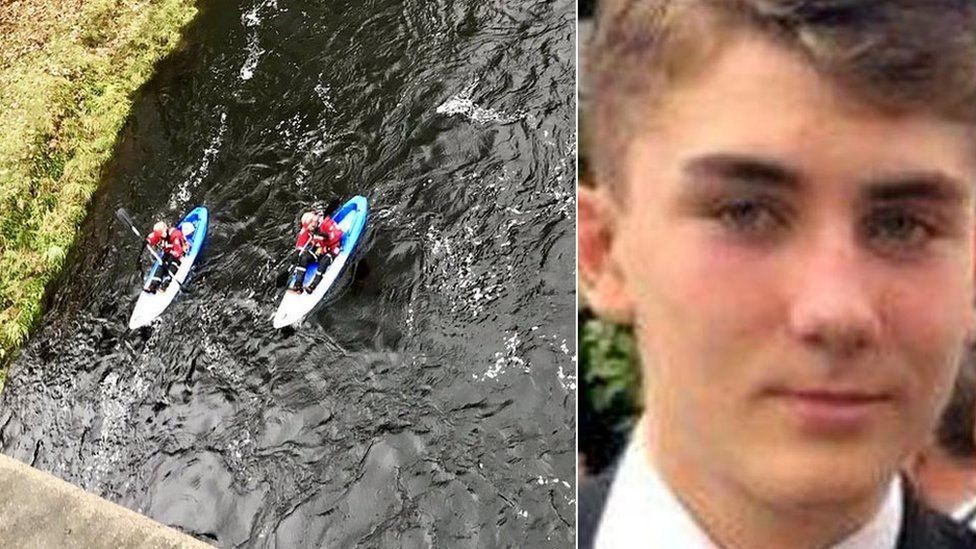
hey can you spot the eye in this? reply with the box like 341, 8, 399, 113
862, 207, 933, 253
713, 199, 784, 237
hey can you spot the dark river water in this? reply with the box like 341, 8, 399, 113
0, 0, 576, 546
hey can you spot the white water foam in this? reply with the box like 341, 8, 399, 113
425, 224, 507, 319
526, 137, 575, 220
556, 341, 577, 392
435, 84, 524, 125
239, 34, 265, 81
476, 331, 530, 381
314, 80, 337, 113
534, 331, 576, 392
286, 114, 338, 194
238, 0, 280, 81
84, 326, 162, 492
168, 111, 228, 211
199, 295, 250, 389
418, 172, 524, 321
536, 475, 572, 490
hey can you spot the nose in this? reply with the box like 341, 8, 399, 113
787, 232, 882, 358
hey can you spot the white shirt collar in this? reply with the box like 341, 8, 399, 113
595, 423, 903, 549
952, 495, 976, 531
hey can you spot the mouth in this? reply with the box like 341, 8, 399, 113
767, 388, 893, 434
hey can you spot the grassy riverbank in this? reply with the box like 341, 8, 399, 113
0, 0, 197, 378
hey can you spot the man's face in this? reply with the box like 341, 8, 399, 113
582, 35, 976, 506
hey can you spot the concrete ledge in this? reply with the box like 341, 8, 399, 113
0, 454, 211, 548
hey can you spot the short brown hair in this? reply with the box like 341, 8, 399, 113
585, 0, 976, 191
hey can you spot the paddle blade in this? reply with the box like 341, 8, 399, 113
324, 197, 342, 216
115, 207, 133, 226
115, 208, 143, 238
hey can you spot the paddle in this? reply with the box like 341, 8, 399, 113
323, 198, 341, 217
282, 240, 313, 291
114, 208, 185, 291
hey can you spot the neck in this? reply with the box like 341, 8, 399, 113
644, 416, 890, 549
909, 447, 976, 515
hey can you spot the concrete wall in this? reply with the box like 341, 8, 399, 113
0, 454, 212, 548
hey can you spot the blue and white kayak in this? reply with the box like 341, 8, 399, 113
128, 206, 209, 329
272, 195, 369, 328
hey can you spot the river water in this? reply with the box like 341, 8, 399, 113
0, 0, 576, 546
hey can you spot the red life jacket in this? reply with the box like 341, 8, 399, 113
295, 214, 343, 256
147, 227, 187, 259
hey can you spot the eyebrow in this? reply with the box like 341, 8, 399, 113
683, 153, 971, 204
682, 153, 800, 190
862, 172, 969, 204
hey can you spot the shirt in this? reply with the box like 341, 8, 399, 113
594, 420, 903, 549
952, 495, 976, 532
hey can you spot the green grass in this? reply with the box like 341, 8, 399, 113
0, 0, 198, 380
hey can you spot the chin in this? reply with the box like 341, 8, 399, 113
738, 442, 901, 509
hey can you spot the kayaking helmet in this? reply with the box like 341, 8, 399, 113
301, 212, 316, 227
153, 221, 167, 233
180, 222, 195, 237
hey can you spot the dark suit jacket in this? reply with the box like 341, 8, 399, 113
579, 470, 976, 548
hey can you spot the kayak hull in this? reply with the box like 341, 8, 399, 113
272, 196, 369, 328
128, 206, 209, 329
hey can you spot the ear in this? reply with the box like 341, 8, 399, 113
579, 185, 634, 324
901, 445, 927, 484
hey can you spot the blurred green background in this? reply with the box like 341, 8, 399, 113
579, 304, 640, 474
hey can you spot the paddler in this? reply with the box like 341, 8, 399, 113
145, 220, 193, 293
288, 209, 344, 293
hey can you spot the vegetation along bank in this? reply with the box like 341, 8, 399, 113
0, 0, 198, 379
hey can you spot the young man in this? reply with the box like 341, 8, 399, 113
145, 221, 192, 293
579, 1, 976, 548
288, 209, 344, 293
